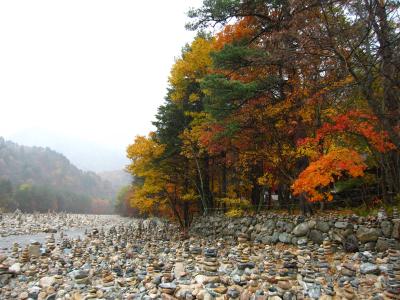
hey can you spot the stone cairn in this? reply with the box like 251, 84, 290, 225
38, 256, 49, 275
281, 250, 298, 279
264, 246, 277, 284
378, 207, 388, 221
125, 265, 137, 286
74, 270, 90, 285
341, 281, 357, 299
11, 242, 19, 259
86, 287, 97, 299
315, 246, 329, 277
102, 269, 114, 287
302, 254, 319, 298
20, 246, 30, 264
384, 239, 400, 299
29, 240, 41, 260
236, 233, 254, 271
45, 233, 56, 251
318, 239, 335, 297
0, 260, 9, 278
182, 240, 195, 274
276, 250, 297, 297
202, 248, 219, 280
392, 207, 399, 220
25, 264, 37, 277
323, 238, 333, 256
72, 243, 83, 259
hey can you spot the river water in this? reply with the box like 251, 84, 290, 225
0, 229, 86, 250
0, 213, 131, 252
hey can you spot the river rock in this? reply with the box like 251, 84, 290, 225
380, 220, 392, 237
376, 237, 390, 252
360, 262, 379, 275
392, 220, 400, 239
19, 292, 29, 300
9, 263, 21, 274
292, 223, 309, 237
316, 221, 330, 233
344, 235, 358, 252
335, 222, 349, 229
279, 233, 292, 244
356, 227, 381, 242
309, 230, 323, 244
39, 276, 55, 288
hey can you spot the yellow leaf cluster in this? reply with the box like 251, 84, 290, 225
169, 37, 214, 102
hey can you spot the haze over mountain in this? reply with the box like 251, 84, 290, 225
0, 0, 202, 173
0, 137, 115, 213
9, 128, 129, 173
98, 170, 132, 191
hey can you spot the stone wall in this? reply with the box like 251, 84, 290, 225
189, 213, 400, 252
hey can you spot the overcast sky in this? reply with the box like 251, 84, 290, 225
0, 0, 202, 153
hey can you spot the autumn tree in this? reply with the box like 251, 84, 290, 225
125, 0, 399, 219
185, 0, 399, 209
126, 134, 198, 228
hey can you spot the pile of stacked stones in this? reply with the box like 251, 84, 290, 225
0, 213, 132, 237
190, 210, 400, 252
0, 210, 397, 299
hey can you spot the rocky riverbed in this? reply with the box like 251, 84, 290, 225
0, 211, 399, 300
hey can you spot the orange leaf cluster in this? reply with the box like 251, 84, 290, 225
298, 110, 396, 153
292, 148, 367, 202
213, 17, 257, 50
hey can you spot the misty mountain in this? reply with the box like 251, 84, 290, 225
98, 170, 132, 191
0, 137, 114, 200
9, 129, 129, 172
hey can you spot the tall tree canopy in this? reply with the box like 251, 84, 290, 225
126, 0, 399, 225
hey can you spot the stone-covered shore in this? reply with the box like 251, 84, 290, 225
190, 211, 400, 252
0, 211, 399, 300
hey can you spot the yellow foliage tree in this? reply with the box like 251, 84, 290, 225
126, 134, 198, 229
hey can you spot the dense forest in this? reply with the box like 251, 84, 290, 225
124, 0, 400, 228
0, 137, 115, 213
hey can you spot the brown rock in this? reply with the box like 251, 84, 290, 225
278, 280, 291, 290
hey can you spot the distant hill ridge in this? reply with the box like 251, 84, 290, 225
9, 129, 128, 172
0, 137, 114, 200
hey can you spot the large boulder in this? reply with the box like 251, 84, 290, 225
261, 220, 276, 235
276, 221, 287, 232
292, 222, 310, 237
279, 232, 293, 244
284, 222, 295, 233
308, 220, 317, 229
316, 221, 330, 233
309, 230, 324, 244
356, 227, 381, 243
271, 231, 279, 244
331, 229, 344, 243
335, 221, 351, 229
344, 234, 359, 252
376, 237, 390, 252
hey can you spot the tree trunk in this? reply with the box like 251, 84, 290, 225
221, 153, 227, 197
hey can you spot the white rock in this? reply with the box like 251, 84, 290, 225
39, 276, 55, 288
195, 275, 206, 285
174, 262, 185, 279
9, 263, 21, 274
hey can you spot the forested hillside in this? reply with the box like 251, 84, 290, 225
0, 137, 114, 213
125, 0, 400, 228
